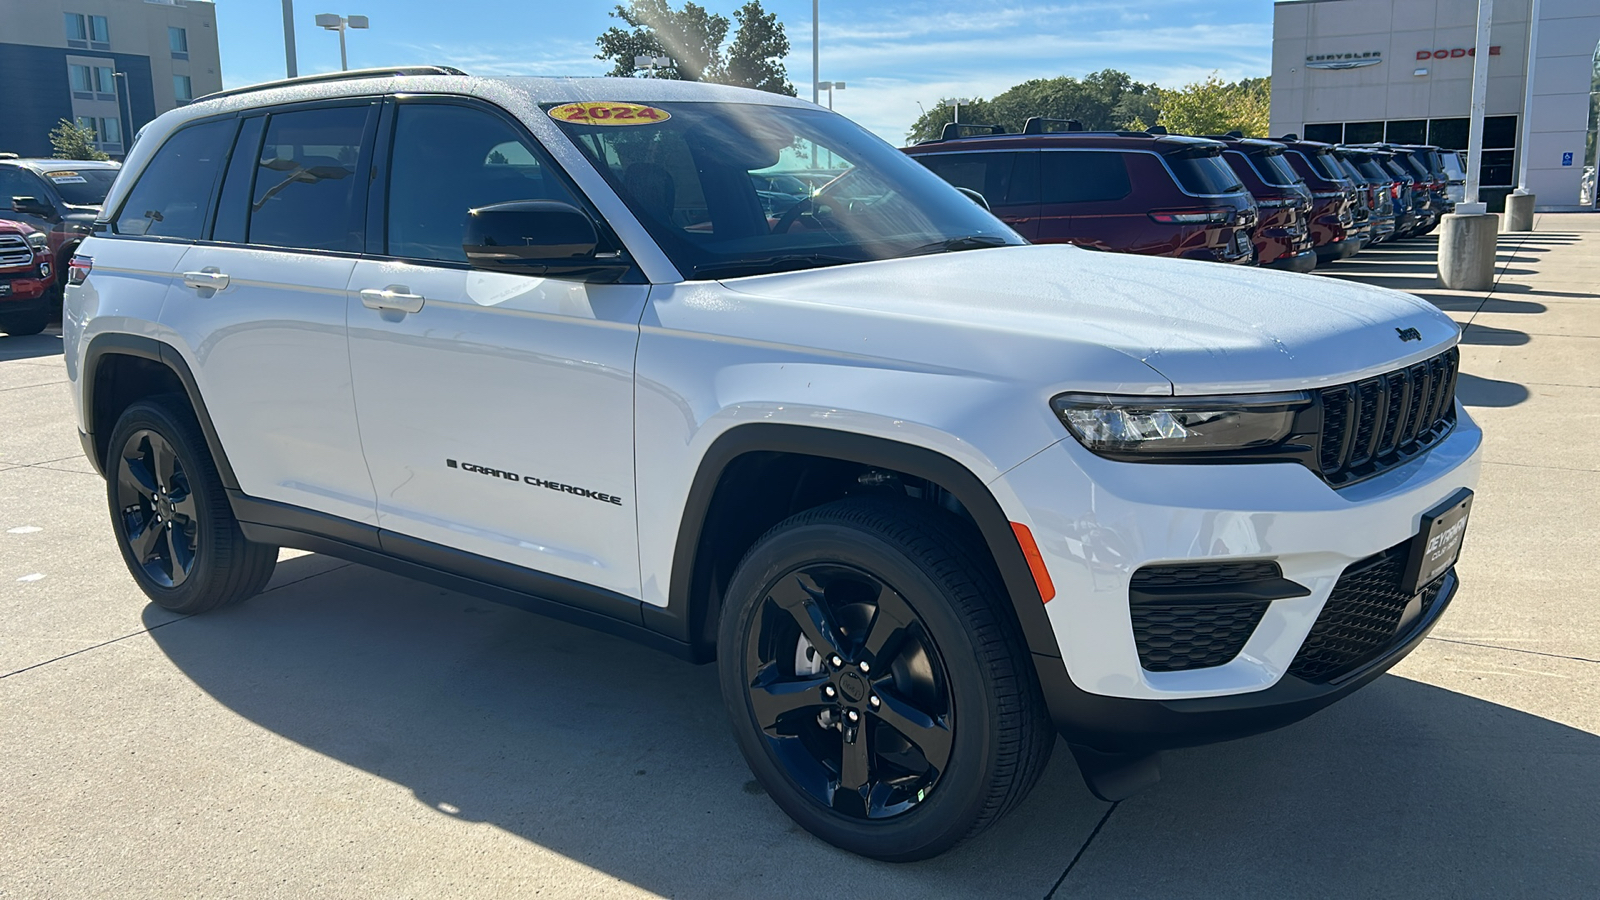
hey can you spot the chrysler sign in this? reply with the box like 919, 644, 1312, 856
1306, 51, 1383, 70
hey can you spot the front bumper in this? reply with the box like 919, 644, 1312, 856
991, 404, 1481, 715
1315, 237, 1361, 260
1266, 249, 1317, 273
0, 273, 52, 313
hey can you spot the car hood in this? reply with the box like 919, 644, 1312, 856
717, 244, 1459, 394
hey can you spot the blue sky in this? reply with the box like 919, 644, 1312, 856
217, 1, 1275, 143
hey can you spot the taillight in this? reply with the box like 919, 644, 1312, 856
1148, 209, 1231, 224
67, 255, 92, 286
1390, 183, 1402, 199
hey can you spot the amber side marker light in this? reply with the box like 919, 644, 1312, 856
1010, 522, 1056, 603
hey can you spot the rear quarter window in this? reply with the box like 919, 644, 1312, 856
113, 118, 234, 239
1040, 151, 1131, 203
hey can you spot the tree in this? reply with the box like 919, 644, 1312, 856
49, 118, 110, 161
905, 69, 1160, 143
1155, 74, 1271, 137
595, 0, 794, 95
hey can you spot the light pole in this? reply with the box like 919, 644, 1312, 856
634, 55, 673, 75
816, 80, 845, 110
950, 98, 972, 125
282, 0, 298, 77
314, 13, 367, 72
811, 0, 819, 106
111, 71, 133, 157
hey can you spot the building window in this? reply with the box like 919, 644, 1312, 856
169, 27, 189, 59
77, 116, 122, 151
1385, 120, 1426, 144
69, 64, 93, 94
1303, 123, 1341, 143
174, 75, 193, 104
95, 66, 116, 95
1344, 121, 1384, 144
64, 12, 110, 49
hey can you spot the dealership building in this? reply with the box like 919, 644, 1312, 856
1271, 0, 1600, 210
0, 0, 222, 160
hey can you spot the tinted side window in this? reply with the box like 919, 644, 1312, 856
114, 118, 234, 238
1167, 152, 1245, 195
1040, 151, 1131, 204
386, 103, 579, 263
916, 152, 1019, 206
0, 168, 40, 209
250, 105, 370, 252
211, 116, 265, 244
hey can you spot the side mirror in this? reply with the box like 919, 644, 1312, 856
11, 196, 54, 217
463, 200, 629, 281
954, 186, 990, 211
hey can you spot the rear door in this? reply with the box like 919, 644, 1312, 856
1038, 149, 1134, 250
345, 97, 647, 598
161, 101, 380, 525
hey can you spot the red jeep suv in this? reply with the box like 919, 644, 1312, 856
906, 120, 1257, 264
1209, 134, 1316, 272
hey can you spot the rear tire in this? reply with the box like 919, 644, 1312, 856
106, 395, 277, 613
718, 498, 1053, 861
0, 308, 48, 336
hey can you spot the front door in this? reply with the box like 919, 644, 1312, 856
346, 99, 646, 598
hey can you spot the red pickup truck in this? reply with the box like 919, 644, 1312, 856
0, 219, 53, 336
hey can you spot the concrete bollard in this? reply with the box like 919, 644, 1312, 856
1504, 192, 1536, 231
1437, 212, 1500, 290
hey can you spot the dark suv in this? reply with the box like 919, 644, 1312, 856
906, 121, 1257, 264
1274, 138, 1361, 262
1331, 146, 1397, 244
0, 158, 120, 300
1211, 135, 1315, 271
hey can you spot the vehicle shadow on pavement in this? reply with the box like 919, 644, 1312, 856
1454, 373, 1531, 408
146, 555, 1598, 897
0, 332, 63, 362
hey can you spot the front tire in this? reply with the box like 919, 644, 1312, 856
0, 308, 48, 336
106, 396, 277, 613
718, 499, 1052, 861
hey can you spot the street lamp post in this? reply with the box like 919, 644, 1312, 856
816, 80, 845, 110
314, 13, 368, 72
811, 0, 819, 106
111, 71, 133, 157
282, 0, 298, 77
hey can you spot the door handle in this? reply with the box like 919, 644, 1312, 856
359, 285, 426, 314
181, 267, 229, 291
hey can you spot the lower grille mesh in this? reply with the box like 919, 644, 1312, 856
1288, 543, 1449, 683
1133, 602, 1268, 672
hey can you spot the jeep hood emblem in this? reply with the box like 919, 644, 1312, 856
1396, 327, 1422, 342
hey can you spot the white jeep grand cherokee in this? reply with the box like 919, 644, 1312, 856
64, 68, 1480, 861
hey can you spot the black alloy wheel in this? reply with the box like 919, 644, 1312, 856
744, 562, 954, 819
719, 499, 1052, 861
114, 429, 199, 588
105, 396, 277, 613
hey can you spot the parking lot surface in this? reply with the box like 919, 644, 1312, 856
3, 217, 1597, 898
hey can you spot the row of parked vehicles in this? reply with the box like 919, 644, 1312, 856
900, 119, 1467, 275
0, 153, 120, 335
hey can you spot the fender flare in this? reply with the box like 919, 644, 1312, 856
650, 423, 1064, 661
81, 333, 239, 490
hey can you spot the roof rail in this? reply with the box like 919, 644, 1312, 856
1276, 133, 1299, 141
197, 66, 467, 102
939, 122, 1006, 141
1022, 116, 1083, 134
1145, 125, 1167, 135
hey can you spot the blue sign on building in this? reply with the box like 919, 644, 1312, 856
1563, 152, 1575, 167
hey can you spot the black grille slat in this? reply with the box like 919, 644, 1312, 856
1350, 379, 1381, 466
1318, 347, 1458, 487
1288, 542, 1452, 683
1131, 561, 1281, 589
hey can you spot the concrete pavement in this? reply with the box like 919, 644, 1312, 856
2, 217, 1597, 897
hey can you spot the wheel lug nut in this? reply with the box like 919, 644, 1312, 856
829, 654, 843, 668
869, 695, 880, 708
858, 661, 870, 674
823, 685, 836, 698
847, 709, 859, 722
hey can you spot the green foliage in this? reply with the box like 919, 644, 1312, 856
49, 119, 110, 161
906, 69, 1162, 143
596, 0, 794, 95
1155, 74, 1272, 138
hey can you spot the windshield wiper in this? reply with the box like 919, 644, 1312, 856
904, 235, 1013, 256
692, 253, 864, 280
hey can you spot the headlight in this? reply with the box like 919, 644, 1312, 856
1052, 392, 1312, 456
25, 231, 48, 251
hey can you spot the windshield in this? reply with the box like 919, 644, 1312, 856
39, 168, 117, 206
1167, 151, 1244, 195
1251, 151, 1303, 187
549, 101, 1021, 279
